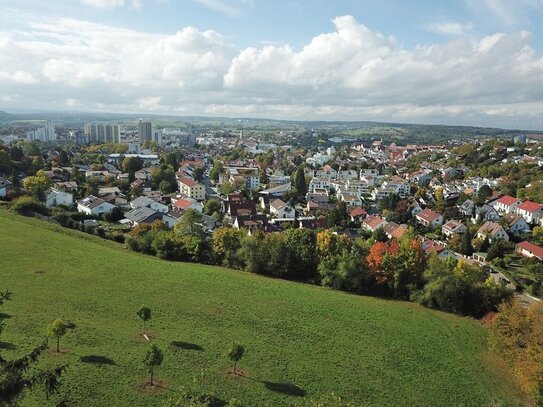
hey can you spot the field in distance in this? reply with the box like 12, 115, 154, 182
0, 211, 524, 406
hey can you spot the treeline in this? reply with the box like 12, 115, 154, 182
125, 210, 511, 319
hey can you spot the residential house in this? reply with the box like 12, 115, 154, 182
514, 200, 543, 224
409, 201, 423, 216
458, 199, 475, 217
270, 199, 295, 218
53, 181, 78, 192
493, 195, 522, 214
84, 170, 111, 182
339, 192, 363, 207
124, 207, 162, 226
504, 213, 530, 234
362, 215, 387, 232
77, 195, 116, 216
130, 196, 168, 213
383, 222, 408, 240
162, 208, 184, 228
477, 221, 509, 242
45, 188, 74, 208
441, 220, 467, 238
349, 207, 367, 222
172, 197, 204, 213
515, 241, 543, 261
472, 204, 500, 224
178, 177, 205, 201
227, 201, 257, 217
233, 214, 269, 233
306, 190, 329, 203
416, 209, 443, 228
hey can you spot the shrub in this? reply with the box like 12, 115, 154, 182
10, 196, 49, 216
95, 227, 106, 238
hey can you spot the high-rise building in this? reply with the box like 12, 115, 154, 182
138, 120, 152, 144
84, 124, 120, 144
26, 121, 56, 142
152, 129, 162, 145
46, 120, 56, 141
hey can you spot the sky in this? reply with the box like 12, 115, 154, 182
2, 0, 543, 129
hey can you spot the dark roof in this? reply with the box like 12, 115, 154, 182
125, 207, 160, 224
234, 214, 268, 230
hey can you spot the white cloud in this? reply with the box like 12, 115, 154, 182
1, 14, 543, 128
425, 22, 474, 36
81, 0, 125, 10
0, 70, 38, 84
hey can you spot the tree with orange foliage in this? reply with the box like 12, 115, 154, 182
489, 300, 543, 405
367, 240, 400, 283
367, 238, 426, 299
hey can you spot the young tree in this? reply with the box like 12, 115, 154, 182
136, 305, 152, 333
143, 344, 163, 386
47, 318, 68, 353
1, 292, 66, 405
227, 343, 245, 375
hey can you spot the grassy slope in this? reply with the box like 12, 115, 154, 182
0, 211, 523, 406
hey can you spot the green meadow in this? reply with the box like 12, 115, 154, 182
0, 211, 523, 406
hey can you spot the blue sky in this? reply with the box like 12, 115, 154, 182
1, 0, 543, 128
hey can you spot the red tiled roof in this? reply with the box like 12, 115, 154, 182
516, 241, 543, 259
174, 199, 194, 210
516, 200, 543, 213
363, 215, 386, 229
350, 207, 367, 218
495, 195, 520, 206
179, 177, 198, 187
417, 209, 441, 222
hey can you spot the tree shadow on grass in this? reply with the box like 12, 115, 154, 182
262, 381, 306, 397
0, 341, 16, 350
80, 355, 116, 365
170, 341, 204, 351
0, 312, 11, 320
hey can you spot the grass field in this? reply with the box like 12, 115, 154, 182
0, 210, 524, 406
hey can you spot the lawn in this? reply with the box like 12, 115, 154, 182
0, 211, 524, 406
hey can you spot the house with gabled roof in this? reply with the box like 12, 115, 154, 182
477, 221, 509, 242
416, 209, 443, 228
383, 222, 408, 240
77, 195, 116, 216
441, 220, 467, 238
514, 200, 543, 224
172, 197, 203, 213
270, 199, 294, 218
124, 207, 162, 226
130, 196, 168, 213
493, 195, 522, 214
515, 241, 543, 261
233, 214, 269, 233
504, 213, 530, 234
349, 207, 367, 222
362, 215, 387, 232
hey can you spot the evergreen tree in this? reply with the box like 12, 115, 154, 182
294, 168, 307, 196
461, 228, 473, 256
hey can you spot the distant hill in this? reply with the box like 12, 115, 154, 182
0, 110, 17, 121
0, 210, 525, 407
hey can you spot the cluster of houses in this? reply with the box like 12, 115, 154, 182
2, 133, 543, 265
